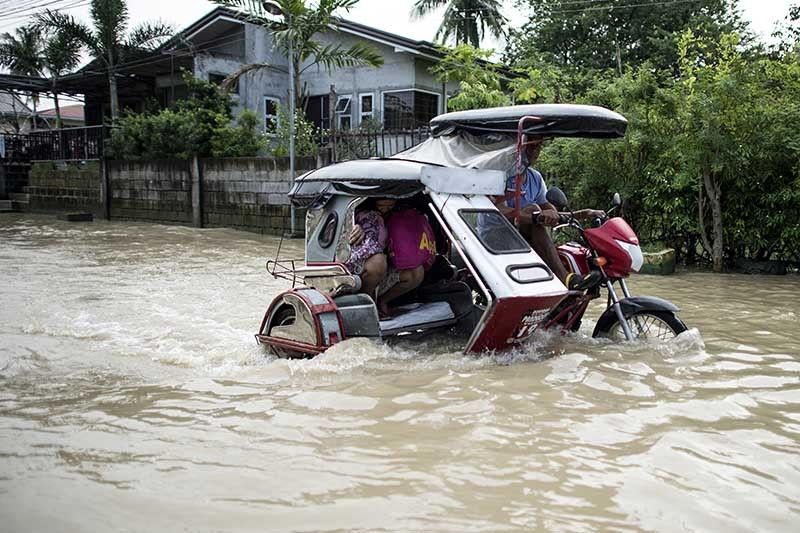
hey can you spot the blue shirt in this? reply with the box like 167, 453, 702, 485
475, 168, 548, 239
505, 168, 547, 209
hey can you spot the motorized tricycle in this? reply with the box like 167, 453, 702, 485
256, 104, 687, 358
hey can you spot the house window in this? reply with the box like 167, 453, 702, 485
382, 90, 440, 130
305, 94, 330, 130
335, 95, 352, 130
359, 93, 374, 124
209, 73, 238, 94
264, 96, 280, 132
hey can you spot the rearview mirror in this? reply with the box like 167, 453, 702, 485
546, 187, 569, 211
612, 192, 621, 208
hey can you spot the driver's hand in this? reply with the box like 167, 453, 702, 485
588, 209, 606, 219
349, 224, 365, 245
537, 208, 560, 226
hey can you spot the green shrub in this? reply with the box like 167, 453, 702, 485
108, 73, 265, 160
268, 104, 321, 157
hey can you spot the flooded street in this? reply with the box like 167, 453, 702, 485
1, 214, 799, 532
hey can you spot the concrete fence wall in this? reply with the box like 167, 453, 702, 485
23, 155, 323, 235
26, 161, 103, 215
109, 159, 193, 224
201, 156, 316, 233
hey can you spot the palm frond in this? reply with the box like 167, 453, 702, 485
411, 0, 448, 19
0, 26, 44, 76
43, 28, 82, 76
36, 10, 98, 58
220, 62, 287, 93
302, 41, 384, 72
125, 21, 174, 50
211, 0, 272, 26
91, 0, 128, 54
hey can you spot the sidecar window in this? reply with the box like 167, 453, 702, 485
459, 210, 531, 255
318, 212, 338, 249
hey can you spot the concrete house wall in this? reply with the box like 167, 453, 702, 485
187, 14, 457, 132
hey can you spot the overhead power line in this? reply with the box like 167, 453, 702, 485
546, 0, 708, 16
0, 0, 86, 20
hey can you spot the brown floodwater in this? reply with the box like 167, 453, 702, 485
1, 214, 799, 532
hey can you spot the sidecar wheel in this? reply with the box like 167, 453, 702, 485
267, 306, 311, 359
598, 310, 687, 341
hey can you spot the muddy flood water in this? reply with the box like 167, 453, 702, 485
1, 214, 799, 532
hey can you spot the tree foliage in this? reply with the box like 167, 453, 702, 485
0, 24, 82, 128
268, 104, 321, 157
430, 45, 510, 110
411, 0, 506, 47
37, 0, 173, 120
506, 0, 745, 74
108, 74, 266, 159
533, 34, 800, 269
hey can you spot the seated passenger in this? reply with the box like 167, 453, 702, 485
346, 198, 395, 299
377, 205, 437, 318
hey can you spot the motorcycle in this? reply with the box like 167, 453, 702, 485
538, 187, 688, 340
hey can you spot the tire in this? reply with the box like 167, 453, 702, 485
598, 310, 687, 341
266, 306, 310, 359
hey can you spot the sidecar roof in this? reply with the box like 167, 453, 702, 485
288, 158, 436, 206
429, 104, 627, 138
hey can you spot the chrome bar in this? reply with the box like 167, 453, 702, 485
607, 281, 634, 341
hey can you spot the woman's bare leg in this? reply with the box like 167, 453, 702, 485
378, 265, 424, 317
360, 253, 387, 300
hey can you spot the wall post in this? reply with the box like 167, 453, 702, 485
191, 155, 203, 228
101, 158, 111, 220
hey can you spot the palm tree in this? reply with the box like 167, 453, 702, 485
213, 0, 384, 109
411, 0, 507, 47
41, 29, 82, 128
38, 0, 173, 121
0, 25, 45, 126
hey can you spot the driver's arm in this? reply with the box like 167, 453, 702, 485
569, 208, 605, 220
535, 201, 560, 226
493, 195, 536, 224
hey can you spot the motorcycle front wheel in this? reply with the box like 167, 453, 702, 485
599, 310, 687, 341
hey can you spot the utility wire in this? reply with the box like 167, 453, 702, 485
547, 0, 708, 15
0, 0, 86, 19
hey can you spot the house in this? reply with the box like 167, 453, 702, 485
57, 7, 458, 133
0, 91, 36, 133
37, 105, 85, 128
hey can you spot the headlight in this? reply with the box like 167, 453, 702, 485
615, 240, 644, 272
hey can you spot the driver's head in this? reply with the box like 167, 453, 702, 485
522, 135, 548, 163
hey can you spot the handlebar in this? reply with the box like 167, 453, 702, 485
532, 212, 576, 226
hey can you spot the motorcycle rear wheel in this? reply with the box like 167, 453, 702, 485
600, 310, 687, 341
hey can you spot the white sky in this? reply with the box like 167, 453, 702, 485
1, 0, 794, 108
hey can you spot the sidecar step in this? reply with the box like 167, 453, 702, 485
379, 301, 456, 336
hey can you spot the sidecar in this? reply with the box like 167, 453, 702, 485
256, 104, 628, 357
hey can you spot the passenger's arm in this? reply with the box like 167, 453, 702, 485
349, 224, 365, 245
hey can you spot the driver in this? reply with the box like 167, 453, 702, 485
492, 136, 603, 288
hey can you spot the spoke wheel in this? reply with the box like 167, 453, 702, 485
605, 310, 687, 341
